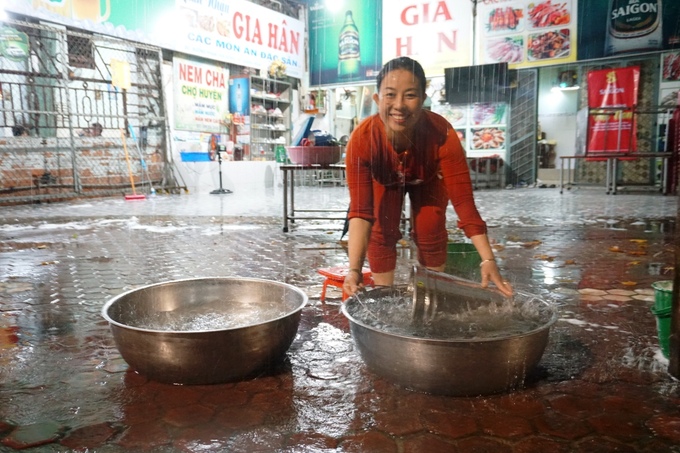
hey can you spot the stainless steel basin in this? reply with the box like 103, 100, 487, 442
342, 286, 557, 396
102, 277, 307, 385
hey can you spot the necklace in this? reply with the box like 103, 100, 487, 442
391, 132, 415, 153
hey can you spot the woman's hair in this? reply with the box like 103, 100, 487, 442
376, 57, 426, 95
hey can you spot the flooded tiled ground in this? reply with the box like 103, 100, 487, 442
0, 186, 679, 452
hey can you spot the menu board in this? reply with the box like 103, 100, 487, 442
433, 103, 508, 158
476, 0, 577, 69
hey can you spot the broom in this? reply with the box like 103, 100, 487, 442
121, 128, 146, 200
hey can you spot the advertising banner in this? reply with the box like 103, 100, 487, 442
476, 0, 577, 68
308, 0, 382, 86
6, 0, 305, 79
173, 57, 229, 133
577, 0, 680, 61
586, 66, 640, 157
0, 26, 30, 62
166, 0, 305, 79
382, 0, 473, 76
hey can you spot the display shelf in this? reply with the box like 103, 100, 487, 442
232, 75, 291, 161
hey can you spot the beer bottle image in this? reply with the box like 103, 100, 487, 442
605, 0, 663, 56
338, 10, 360, 79
236, 83, 243, 114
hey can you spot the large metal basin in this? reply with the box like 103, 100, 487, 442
342, 286, 557, 396
102, 277, 307, 385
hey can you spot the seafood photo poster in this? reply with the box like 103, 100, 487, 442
432, 102, 508, 159
476, 0, 578, 69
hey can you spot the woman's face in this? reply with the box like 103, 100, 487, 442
373, 68, 424, 138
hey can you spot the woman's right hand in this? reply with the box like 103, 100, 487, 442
343, 269, 364, 298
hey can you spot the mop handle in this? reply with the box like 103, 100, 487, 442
121, 128, 137, 195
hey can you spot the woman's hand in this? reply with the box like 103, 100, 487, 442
343, 268, 365, 298
480, 259, 513, 297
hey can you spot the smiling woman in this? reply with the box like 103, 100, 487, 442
342, 56, 513, 299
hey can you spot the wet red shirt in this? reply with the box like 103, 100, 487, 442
346, 110, 487, 239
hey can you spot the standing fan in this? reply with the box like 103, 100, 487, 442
210, 134, 232, 195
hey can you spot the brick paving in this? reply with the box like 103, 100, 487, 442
0, 186, 678, 452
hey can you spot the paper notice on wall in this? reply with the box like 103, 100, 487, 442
110, 59, 131, 90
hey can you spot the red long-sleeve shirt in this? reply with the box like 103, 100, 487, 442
346, 110, 487, 239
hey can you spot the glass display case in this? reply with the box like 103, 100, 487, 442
231, 75, 291, 161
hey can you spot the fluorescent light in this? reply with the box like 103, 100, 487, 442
551, 85, 580, 93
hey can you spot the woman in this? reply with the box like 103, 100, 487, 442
342, 57, 513, 298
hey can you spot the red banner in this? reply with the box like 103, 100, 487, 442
586, 66, 640, 159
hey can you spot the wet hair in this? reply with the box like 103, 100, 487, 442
376, 57, 426, 95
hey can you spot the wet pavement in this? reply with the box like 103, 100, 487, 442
1, 185, 679, 452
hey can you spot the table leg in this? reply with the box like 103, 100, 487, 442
282, 168, 289, 232
661, 157, 669, 195
485, 159, 491, 188
290, 169, 296, 223
559, 158, 564, 194
605, 159, 611, 194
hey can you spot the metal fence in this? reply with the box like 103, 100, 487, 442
508, 69, 538, 187
0, 20, 177, 204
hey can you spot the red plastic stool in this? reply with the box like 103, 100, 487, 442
318, 266, 373, 303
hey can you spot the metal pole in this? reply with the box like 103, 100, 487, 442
669, 181, 680, 377
669, 106, 680, 377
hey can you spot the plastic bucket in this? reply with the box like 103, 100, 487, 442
652, 281, 673, 311
445, 243, 481, 279
650, 305, 671, 359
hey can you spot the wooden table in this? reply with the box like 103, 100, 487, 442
280, 164, 347, 232
559, 153, 672, 194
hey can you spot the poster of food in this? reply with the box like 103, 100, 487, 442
476, 0, 577, 69
662, 51, 680, 81
433, 104, 467, 127
432, 102, 508, 158
471, 103, 507, 125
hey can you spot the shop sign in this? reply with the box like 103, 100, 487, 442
382, 1, 473, 76
475, 0, 578, 69
0, 26, 29, 62
167, 0, 305, 79
5, 0, 305, 79
586, 66, 640, 157
173, 57, 229, 133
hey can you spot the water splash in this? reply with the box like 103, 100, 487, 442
345, 291, 554, 340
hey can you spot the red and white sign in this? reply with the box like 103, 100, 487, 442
382, 0, 473, 76
586, 66, 640, 157
173, 57, 230, 133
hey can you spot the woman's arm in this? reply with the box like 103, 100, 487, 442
343, 217, 372, 296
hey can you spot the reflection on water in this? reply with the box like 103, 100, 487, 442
346, 292, 555, 340
131, 299, 293, 331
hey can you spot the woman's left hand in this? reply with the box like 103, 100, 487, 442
480, 260, 513, 297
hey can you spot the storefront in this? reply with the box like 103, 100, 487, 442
2, 0, 306, 195
2, 0, 679, 198
305, 0, 680, 191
